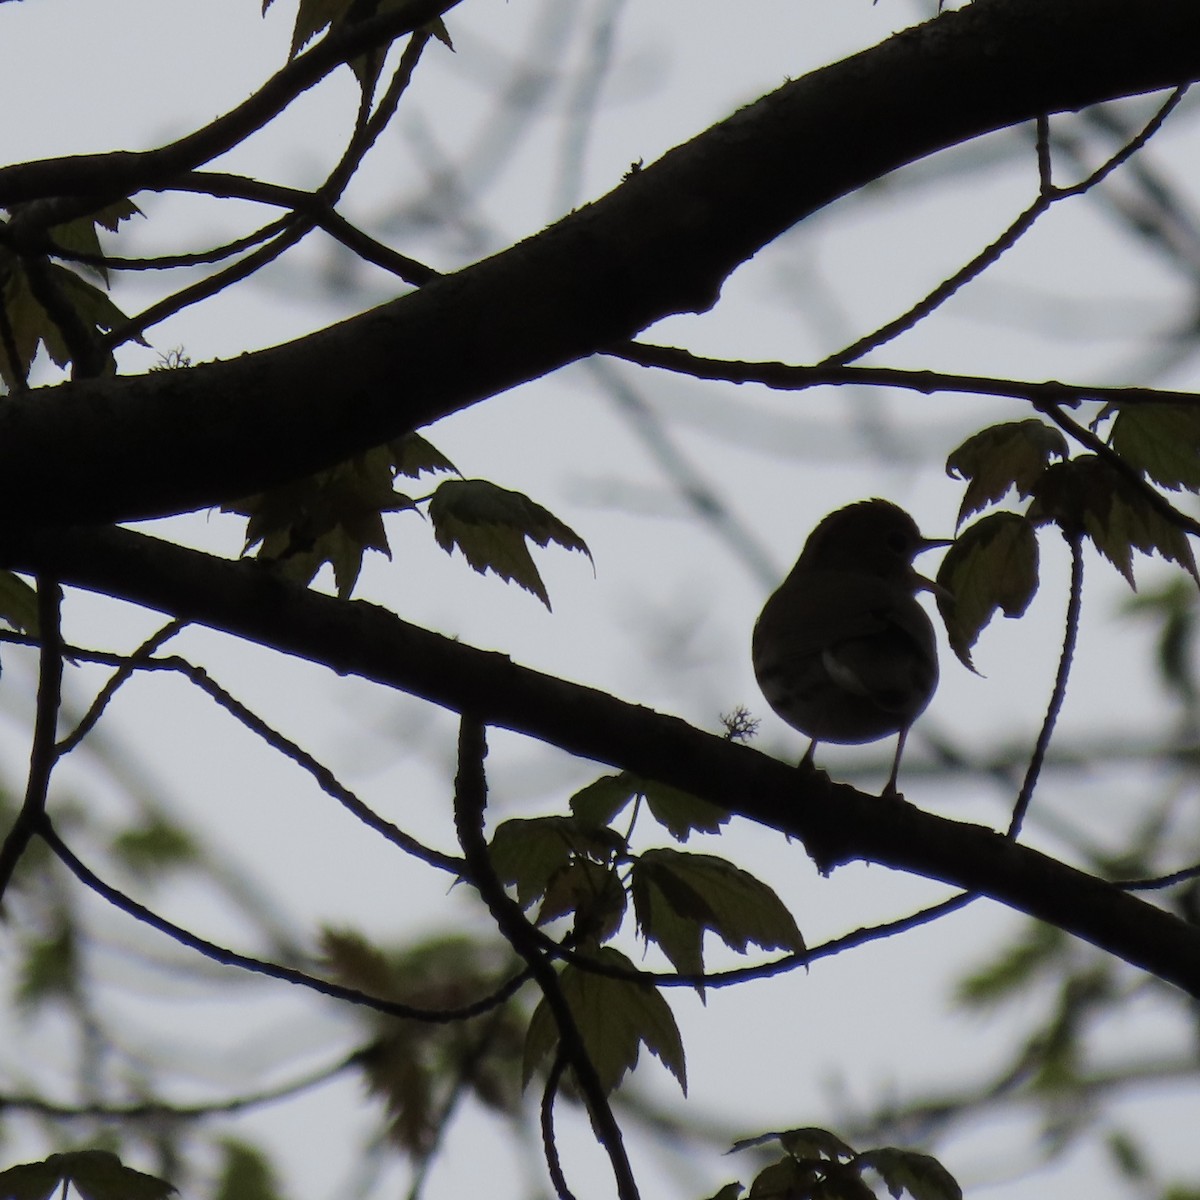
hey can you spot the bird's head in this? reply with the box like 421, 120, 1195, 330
796, 498, 950, 590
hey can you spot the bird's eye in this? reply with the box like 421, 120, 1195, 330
886, 530, 910, 554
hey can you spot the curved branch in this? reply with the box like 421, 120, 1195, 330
2, 0, 1199, 525
0, 0, 462, 211
0, 577, 62, 904
4, 523, 1200, 998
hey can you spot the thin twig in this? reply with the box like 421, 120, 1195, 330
0, 576, 63, 904
41, 816, 528, 1023
0, 1047, 360, 1121
1008, 532, 1083, 839
541, 1051, 577, 1200
820, 86, 1188, 365
452, 716, 640, 1200
59, 618, 187, 754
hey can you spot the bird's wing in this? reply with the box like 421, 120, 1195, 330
753, 571, 933, 664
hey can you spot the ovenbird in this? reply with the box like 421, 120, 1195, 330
752, 498, 948, 794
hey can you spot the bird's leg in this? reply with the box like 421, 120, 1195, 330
800, 739, 819, 770
883, 727, 909, 796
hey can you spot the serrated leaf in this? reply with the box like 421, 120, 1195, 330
423, 16, 453, 49
48, 200, 141, 286
731, 1127, 856, 1161
51, 267, 141, 348
226, 445, 417, 598
389, 432, 458, 479
0, 1158, 60, 1200
536, 857, 626, 942
288, 0, 351, 57
1030, 456, 1199, 588
523, 947, 686, 1094
0, 260, 136, 386
946, 420, 1068, 525
427, 478, 592, 610
324, 929, 528, 1148
488, 816, 622, 910
570, 773, 639, 830
214, 1142, 283, 1200
858, 1148, 962, 1200
320, 926, 399, 998
0, 258, 46, 386
568, 772, 729, 840
705, 1184, 744, 1200
0, 1152, 176, 1200
935, 511, 1039, 670
747, 1159, 818, 1200
631, 849, 804, 981
0, 570, 40, 636
640, 778, 730, 840
1110, 403, 1200, 491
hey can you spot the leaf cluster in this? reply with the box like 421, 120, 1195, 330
0, 200, 141, 391
322, 929, 528, 1156
940, 412, 1200, 667
714, 1127, 961, 1200
0, 1151, 174, 1200
490, 772, 805, 1097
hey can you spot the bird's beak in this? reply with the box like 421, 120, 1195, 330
912, 572, 953, 601
913, 536, 953, 600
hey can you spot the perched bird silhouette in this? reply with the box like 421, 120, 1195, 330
752, 499, 948, 794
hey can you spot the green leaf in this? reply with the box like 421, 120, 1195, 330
389, 432, 458, 479
0, 1152, 175, 1200
0, 259, 137, 386
570, 773, 639, 830
488, 816, 623, 910
955, 922, 1064, 1008
946, 420, 1068, 524
1030, 455, 1199, 588
226, 444, 418, 598
427, 478, 592, 610
524, 948, 686, 1094
1109, 403, 1200, 491
858, 1148, 963, 1200
1104, 1130, 1149, 1182
213, 1142, 283, 1200
746, 1158, 821, 1200
0, 571, 40, 636
731, 1127, 856, 1161
424, 15, 454, 49
640, 778, 730, 840
536, 857, 627, 942
631, 849, 804, 981
287, 0, 351, 57
110, 816, 197, 880
16, 918, 78, 1009
935, 511, 1039, 670
705, 1184, 744, 1200
50, 267, 142, 353
48, 199, 141, 286
568, 772, 729, 840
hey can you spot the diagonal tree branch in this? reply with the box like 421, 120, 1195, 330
2, 522, 1198, 997
1, 0, 1199, 527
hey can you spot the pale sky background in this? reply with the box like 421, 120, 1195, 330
2, 2, 1199, 1199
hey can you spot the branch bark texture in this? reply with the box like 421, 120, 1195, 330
3, 524, 1197, 998
2, 0, 1198, 526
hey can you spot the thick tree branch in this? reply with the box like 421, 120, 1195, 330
1, 0, 1199, 526
2, 523, 1198, 997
